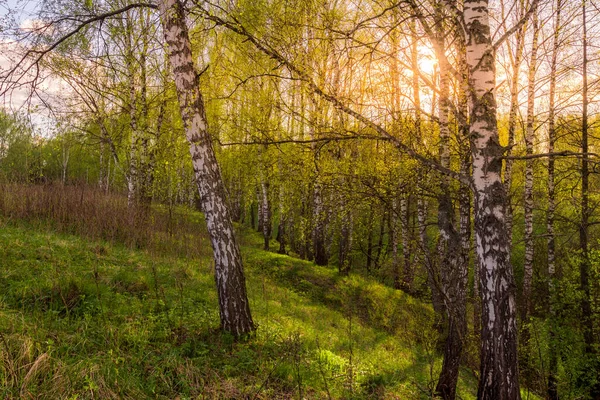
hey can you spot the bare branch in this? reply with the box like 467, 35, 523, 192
493, 0, 540, 50
0, 2, 158, 97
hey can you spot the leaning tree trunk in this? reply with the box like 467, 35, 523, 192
159, 0, 254, 336
464, 1, 521, 397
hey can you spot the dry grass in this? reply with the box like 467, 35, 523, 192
0, 183, 212, 259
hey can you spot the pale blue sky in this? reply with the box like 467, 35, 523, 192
1, 0, 39, 26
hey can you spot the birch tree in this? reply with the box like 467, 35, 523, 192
522, 3, 539, 322
159, 0, 254, 335
546, 1, 561, 397
464, 0, 521, 396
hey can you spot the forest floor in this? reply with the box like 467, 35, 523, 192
0, 204, 483, 399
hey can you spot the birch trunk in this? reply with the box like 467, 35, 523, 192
546, 1, 561, 397
98, 140, 106, 190
390, 198, 401, 289
159, 0, 254, 336
522, 5, 539, 321
502, 0, 526, 250
338, 203, 353, 276
259, 169, 271, 251
579, 3, 599, 396
464, 1, 520, 397
312, 180, 328, 266
257, 186, 264, 233
277, 184, 286, 254
125, 15, 140, 208
434, 15, 466, 396
457, 39, 474, 344
375, 210, 386, 269
400, 195, 412, 289
366, 208, 375, 273
581, 0, 592, 350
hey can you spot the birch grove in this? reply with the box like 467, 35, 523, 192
1, 0, 600, 397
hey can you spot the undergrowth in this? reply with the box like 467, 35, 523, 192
0, 184, 481, 398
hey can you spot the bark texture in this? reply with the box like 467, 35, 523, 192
522, 4, 539, 320
159, 0, 254, 336
464, 0, 521, 397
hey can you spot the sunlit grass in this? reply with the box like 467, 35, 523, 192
0, 216, 485, 398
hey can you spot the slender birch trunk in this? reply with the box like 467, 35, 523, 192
503, 0, 526, 249
260, 177, 271, 251
99, 140, 106, 190
277, 184, 287, 254
579, 2, 599, 396
546, 1, 561, 398
390, 197, 401, 289
400, 195, 412, 289
375, 210, 386, 269
257, 186, 264, 233
411, 19, 440, 316
456, 37, 474, 344
138, 14, 153, 207
125, 17, 139, 208
366, 208, 375, 273
159, 0, 254, 336
434, 11, 466, 396
522, 5, 539, 321
581, 0, 593, 351
312, 180, 328, 266
464, 1, 521, 397
338, 201, 353, 276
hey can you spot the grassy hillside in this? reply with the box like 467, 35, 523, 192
0, 212, 480, 398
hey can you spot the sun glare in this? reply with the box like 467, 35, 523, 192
418, 57, 437, 75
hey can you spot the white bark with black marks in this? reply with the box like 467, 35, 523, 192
523, 3, 539, 320
464, 0, 520, 397
159, 0, 254, 336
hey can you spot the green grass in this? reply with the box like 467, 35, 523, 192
0, 216, 481, 399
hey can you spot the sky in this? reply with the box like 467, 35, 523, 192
0, 0, 63, 134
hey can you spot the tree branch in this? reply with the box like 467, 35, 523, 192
197, 6, 471, 187
504, 150, 600, 161
218, 134, 390, 147
0, 2, 158, 97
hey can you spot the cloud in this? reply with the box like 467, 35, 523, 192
0, 38, 72, 134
